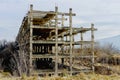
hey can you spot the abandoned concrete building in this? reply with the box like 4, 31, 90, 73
16, 5, 97, 76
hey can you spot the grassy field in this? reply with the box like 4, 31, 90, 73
0, 72, 120, 80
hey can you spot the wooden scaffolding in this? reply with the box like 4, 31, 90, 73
16, 5, 97, 76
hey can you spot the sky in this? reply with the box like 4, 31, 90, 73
0, 0, 120, 41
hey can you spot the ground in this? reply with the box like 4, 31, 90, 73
0, 72, 120, 80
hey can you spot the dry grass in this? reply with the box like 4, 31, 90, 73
0, 72, 120, 80
40, 73, 120, 80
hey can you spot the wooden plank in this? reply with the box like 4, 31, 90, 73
32, 40, 95, 45
32, 40, 63, 44
31, 25, 68, 29
32, 25, 97, 30
32, 54, 97, 59
32, 54, 70, 58
31, 10, 76, 16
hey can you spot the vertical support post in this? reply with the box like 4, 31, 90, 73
72, 35, 74, 66
66, 35, 68, 54
80, 27, 83, 50
61, 34, 64, 65
80, 27, 83, 67
49, 21, 51, 27
62, 14, 64, 27
55, 6, 58, 76
61, 14, 64, 65
69, 8, 73, 75
29, 4, 33, 76
91, 23, 95, 73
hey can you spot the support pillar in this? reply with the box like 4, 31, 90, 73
55, 6, 58, 76
80, 27, 83, 67
29, 4, 33, 76
69, 8, 73, 76
91, 23, 95, 73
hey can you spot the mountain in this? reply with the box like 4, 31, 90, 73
97, 35, 120, 50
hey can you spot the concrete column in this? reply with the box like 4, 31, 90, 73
55, 6, 58, 76
91, 23, 95, 73
29, 4, 33, 76
69, 8, 73, 76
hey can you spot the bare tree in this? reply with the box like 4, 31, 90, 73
0, 40, 21, 76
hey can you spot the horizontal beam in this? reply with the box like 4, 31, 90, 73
31, 25, 97, 31
32, 54, 97, 59
32, 54, 69, 58
31, 10, 76, 16
32, 40, 96, 45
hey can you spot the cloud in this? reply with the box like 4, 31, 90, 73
0, 0, 120, 41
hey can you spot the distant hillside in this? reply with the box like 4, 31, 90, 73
97, 35, 120, 50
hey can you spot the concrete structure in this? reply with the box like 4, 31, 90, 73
16, 5, 97, 76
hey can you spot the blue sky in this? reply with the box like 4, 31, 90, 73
0, 0, 120, 41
